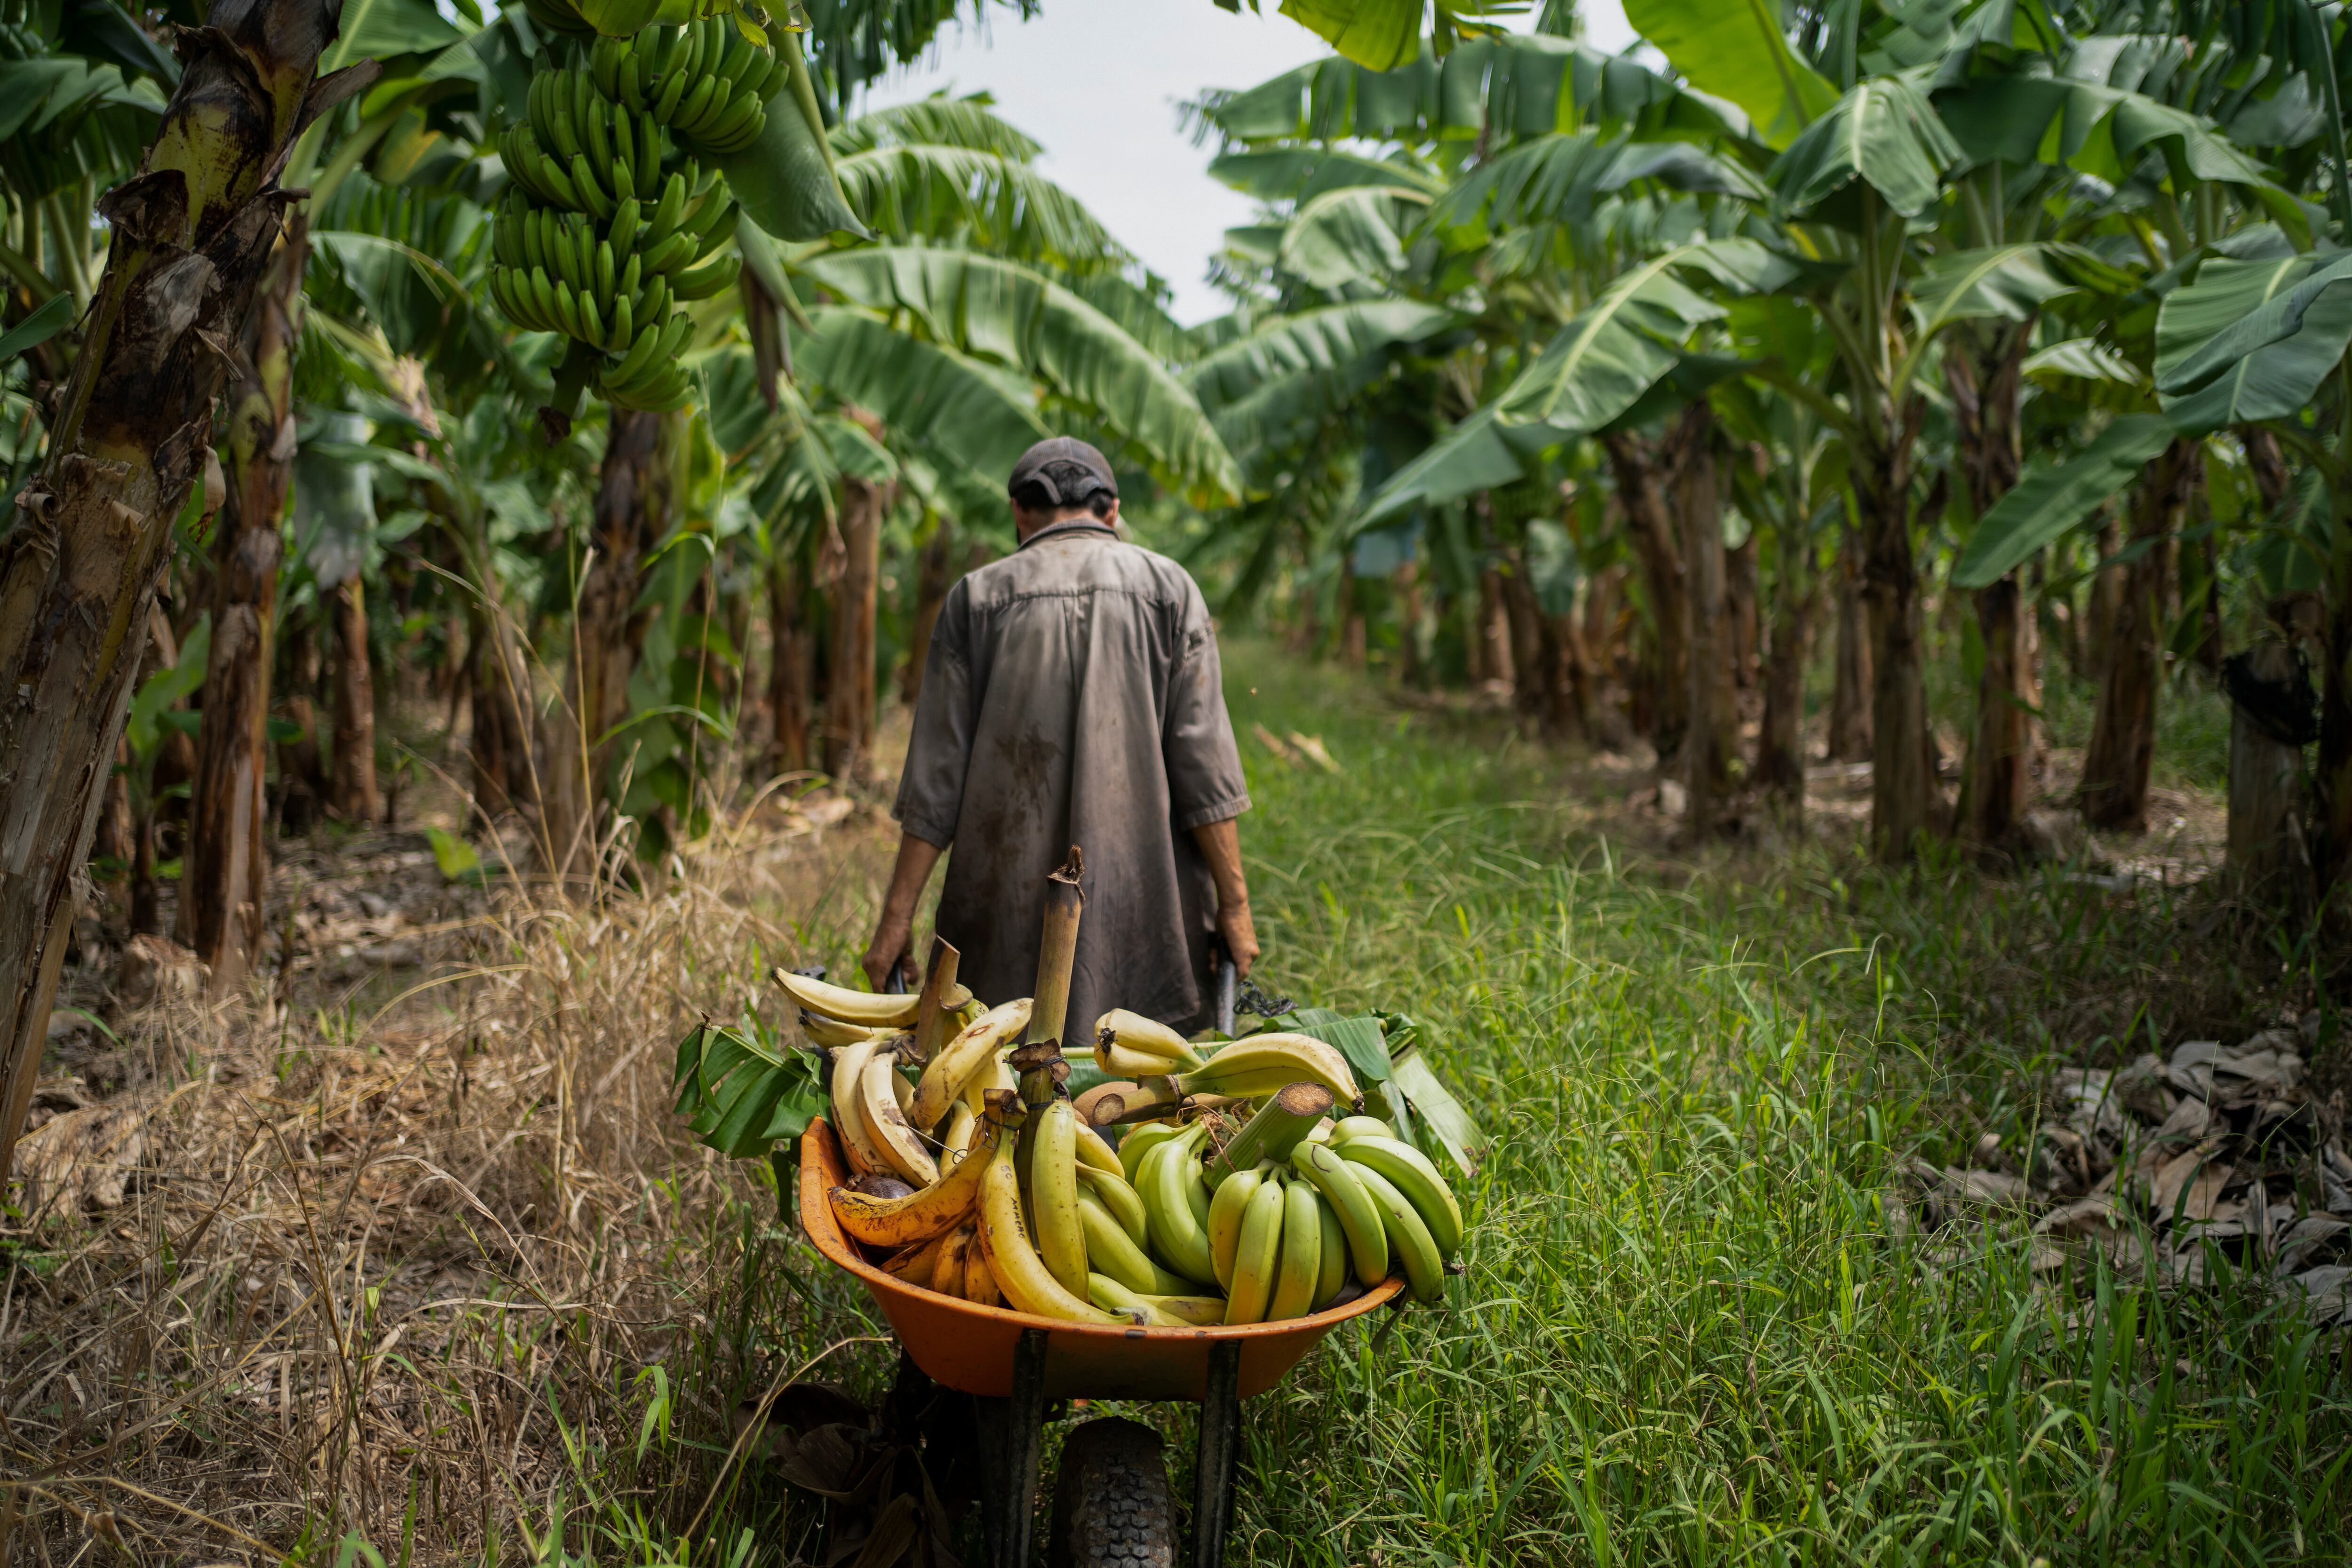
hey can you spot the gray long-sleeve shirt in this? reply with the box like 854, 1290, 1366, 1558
894, 521, 1249, 1037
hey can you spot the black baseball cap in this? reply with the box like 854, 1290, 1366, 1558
1007, 437, 1118, 506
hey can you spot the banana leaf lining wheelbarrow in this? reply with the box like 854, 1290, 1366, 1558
799, 1115, 1403, 1568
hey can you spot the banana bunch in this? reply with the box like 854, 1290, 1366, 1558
488, 31, 757, 411
1290, 1115, 1463, 1305
590, 17, 791, 159
1176, 1033, 1364, 1107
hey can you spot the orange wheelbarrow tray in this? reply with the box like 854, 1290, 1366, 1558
798, 1117, 1406, 1568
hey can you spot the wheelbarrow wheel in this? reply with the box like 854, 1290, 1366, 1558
1047, 1416, 1175, 1568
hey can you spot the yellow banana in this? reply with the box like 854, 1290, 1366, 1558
1267, 1176, 1322, 1322
826, 1115, 998, 1249
1223, 1176, 1287, 1325
977, 1139, 1127, 1323
1335, 1136, 1463, 1258
827, 1037, 891, 1177
1291, 1141, 1388, 1285
1311, 1191, 1346, 1309
1101, 1042, 1188, 1080
1073, 1119, 1123, 1177
1075, 1162, 1150, 1247
908, 998, 1032, 1131
1079, 1189, 1193, 1296
1346, 1161, 1445, 1304
1093, 1008, 1203, 1069
1180, 1034, 1360, 1105
930, 1222, 977, 1296
775, 967, 922, 1027
1028, 1100, 1089, 1298
964, 1053, 1017, 1116
881, 1231, 947, 1282
1087, 1274, 1191, 1327
962, 1228, 1002, 1306
1207, 1163, 1265, 1291
802, 1013, 895, 1050
858, 1055, 939, 1186
940, 1101, 979, 1160
1139, 1293, 1229, 1327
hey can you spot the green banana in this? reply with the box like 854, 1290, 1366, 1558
1335, 1136, 1463, 1259
1078, 1190, 1193, 1297
1139, 1125, 1216, 1285
1347, 1161, 1444, 1304
670, 252, 739, 302
1075, 1162, 1150, 1248
1311, 1192, 1346, 1309
1290, 1142, 1388, 1285
1267, 1177, 1323, 1322
1026, 1101, 1088, 1299
1223, 1176, 1287, 1325
1206, 1163, 1264, 1291
1117, 1121, 1187, 1184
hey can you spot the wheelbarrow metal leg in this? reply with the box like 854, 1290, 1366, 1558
980, 1327, 1051, 1568
1191, 1340, 1241, 1568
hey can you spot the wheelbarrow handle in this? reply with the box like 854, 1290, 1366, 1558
1211, 947, 1238, 1038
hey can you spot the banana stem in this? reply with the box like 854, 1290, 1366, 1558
908, 936, 961, 1065
1204, 1082, 1333, 1190
1025, 844, 1085, 1049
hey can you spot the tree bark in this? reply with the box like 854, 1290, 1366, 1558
543, 409, 673, 875
274, 612, 326, 834
1473, 566, 1513, 690
0, 0, 365, 1182
1757, 562, 1815, 808
1855, 410, 1937, 863
1500, 557, 1545, 726
2086, 513, 2122, 682
467, 597, 534, 820
1828, 531, 1872, 762
825, 476, 884, 782
1726, 531, 1760, 691
2227, 640, 2310, 908
768, 550, 813, 775
331, 577, 378, 823
1602, 434, 1688, 762
1395, 558, 1425, 687
2082, 439, 2195, 832
1669, 405, 1737, 827
187, 215, 305, 991
1948, 328, 2038, 859
1337, 557, 1366, 667
901, 518, 954, 708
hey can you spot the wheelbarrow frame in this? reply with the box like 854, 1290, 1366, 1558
799, 1117, 1403, 1567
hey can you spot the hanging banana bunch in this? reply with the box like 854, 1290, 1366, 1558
488, 2, 814, 422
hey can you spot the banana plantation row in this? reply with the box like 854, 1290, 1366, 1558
3, 0, 2351, 1180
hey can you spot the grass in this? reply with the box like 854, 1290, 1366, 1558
7, 638, 2348, 1567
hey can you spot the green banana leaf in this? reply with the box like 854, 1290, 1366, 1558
1208, 147, 1447, 205
829, 97, 1043, 161
1624, 0, 1838, 149
1434, 130, 1767, 239
791, 307, 1053, 487
1278, 186, 1419, 289
718, 31, 870, 243
834, 143, 1124, 269
1189, 300, 1460, 415
800, 248, 1242, 505
1949, 414, 2177, 589
672, 1021, 826, 1161
0, 294, 77, 364
1273, 0, 1423, 72
2156, 250, 2352, 424
1768, 74, 1960, 224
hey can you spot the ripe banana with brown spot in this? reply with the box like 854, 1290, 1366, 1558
908, 998, 1032, 1131
858, 1055, 938, 1186
977, 1139, 1128, 1323
826, 1114, 999, 1249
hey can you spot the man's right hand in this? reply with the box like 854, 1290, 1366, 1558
861, 915, 915, 993
1216, 900, 1259, 979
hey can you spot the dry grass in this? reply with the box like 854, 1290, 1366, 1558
3, 793, 905, 1568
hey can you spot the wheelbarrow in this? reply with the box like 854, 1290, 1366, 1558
799, 1114, 1403, 1568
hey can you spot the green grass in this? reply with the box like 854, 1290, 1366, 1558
490, 638, 2344, 1568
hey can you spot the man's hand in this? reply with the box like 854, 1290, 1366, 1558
865, 833, 946, 992
861, 915, 917, 992
1216, 899, 1259, 979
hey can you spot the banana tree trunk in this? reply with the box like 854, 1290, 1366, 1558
1670, 406, 1736, 827
1948, 329, 2039, 859
1855, 421, 1938, 864
331, 577, 378, 823
187, 214, 305, 990
1828, 532, 1872, 762
1500, 559, 1544, 724
1474, 565, 1513, 689
2229, 639, 2312, 907
768, 551, 812, 774
1757, 570, 1814, 808
543, 408, 672, 874
2082, 440, 2194, 832
1726, 531, 1759, 691
901, 519, 954, 708
1396, 558, 1425, 687
1601, 433, 1688, 762
0, 0, 367, 1184
825, 476, 883, 782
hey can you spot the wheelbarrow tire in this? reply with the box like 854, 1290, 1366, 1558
1047, 1416, 1175, 1568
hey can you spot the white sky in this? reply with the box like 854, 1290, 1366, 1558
859, 0, 1641, 325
